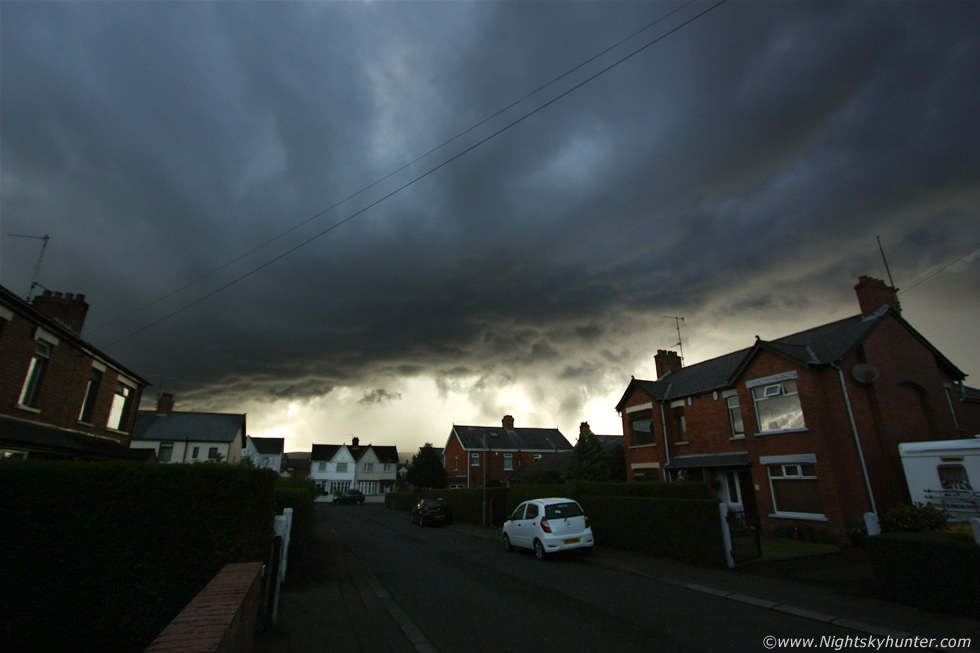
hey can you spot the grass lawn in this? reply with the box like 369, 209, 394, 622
758, 536, 839, 561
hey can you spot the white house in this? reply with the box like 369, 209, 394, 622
310, 443, 355, 498
244, 435, 285, 473
129, 394, 245, 464
309, 437, 399, 502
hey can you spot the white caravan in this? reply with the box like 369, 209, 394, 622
898, 438, 980, 521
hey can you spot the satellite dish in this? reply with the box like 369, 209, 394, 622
852, 363, 880, 384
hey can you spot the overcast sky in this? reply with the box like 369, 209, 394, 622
2, 1, 978, 459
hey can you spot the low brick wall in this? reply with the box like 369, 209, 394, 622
144, 562, 264, 653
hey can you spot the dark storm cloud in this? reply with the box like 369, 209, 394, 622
358, 388, 403, 407
2, 1, 978, 423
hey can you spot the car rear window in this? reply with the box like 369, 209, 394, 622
544, 502, 583, 519
425, 500, 447, 508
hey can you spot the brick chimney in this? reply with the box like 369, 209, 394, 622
31, 290, 90, 334
579, 422, 592, 437
654, 349, 682, 378
854, 276, 901, 316
157, 393, 175, 414
351, 436, 360, 447
502, 415, 515, 430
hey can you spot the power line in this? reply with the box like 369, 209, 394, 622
899, 240, 980, 295
87, 1, 696, 337
102, 0, 730, 348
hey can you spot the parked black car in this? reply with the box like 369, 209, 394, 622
410, 498, 453, 526
334, 489, 365, 505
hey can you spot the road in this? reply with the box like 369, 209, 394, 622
321, 504, 865, 653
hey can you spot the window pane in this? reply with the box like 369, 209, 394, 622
630, 415, 654, 445
727, 397, 744, 435
158, 443, 173, 463
772, 478, 823, 514
107, 384, 131, 430
938, 465, 971, 490
756, 393, 805, 431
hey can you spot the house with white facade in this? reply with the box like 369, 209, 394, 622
309, 437, 399, 502
129, 393, 245, 464
244, 435, 284, 473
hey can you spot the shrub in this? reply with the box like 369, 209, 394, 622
868, 531, 978, 616
879, 503, 947, 533
1, 461, 277, 651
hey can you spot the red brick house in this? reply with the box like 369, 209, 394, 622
615, 276, 978, 542
0, 285, 151, 460
443, 415, 574, 488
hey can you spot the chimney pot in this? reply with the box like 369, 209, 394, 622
854, 275, 901, 316
157, 393, 175, 414
654, 349, 682, 379
31, 290, 91, 334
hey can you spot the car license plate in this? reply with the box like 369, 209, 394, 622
435, 514, 444, 519
562, 537, 581, 544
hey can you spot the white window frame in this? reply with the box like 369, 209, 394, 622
761, 453, 826, 521
364, 462, 374, 472
748, 372, 806, 434
158, 442, 174, 463
503, 453, 513, 471
471, 452, 480, 467
106, 380, 134, 431
337, 462, 348, 473
724, 390, 745, 439
18, 338, 54, 409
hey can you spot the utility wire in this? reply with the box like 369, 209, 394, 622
898, 240, 980, 295
102, 0, 729, 348
87, 0, 696, 337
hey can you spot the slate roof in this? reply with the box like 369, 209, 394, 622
371, 445, 400, 464
131, 411, 245, 443
451, 425, 573, 452
617, 306, 966, 409
248, 436, 284, 455
506, 451, 574, 483
311, 444, 341, 461
595, 435, 624, 451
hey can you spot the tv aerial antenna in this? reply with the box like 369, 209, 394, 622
7, 233, 50, 300
663, 315, 685, 364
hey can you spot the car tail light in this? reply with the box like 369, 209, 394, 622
424, 507, 431, 513
584, 516, 590, 528
540, 517, 552, 533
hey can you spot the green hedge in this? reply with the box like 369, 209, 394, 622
387, 488, 509, 525
505, 480, 713, 512
868, 531, 979, 616
582, 496, 727, 566
0, 461, 278, 651
274, 477, 318, 572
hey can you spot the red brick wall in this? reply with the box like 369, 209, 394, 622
144, 562, 264, 653
0, 310, 143, 445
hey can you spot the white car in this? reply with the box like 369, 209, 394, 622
502, 497, 594, 560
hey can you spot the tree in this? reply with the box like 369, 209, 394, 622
567, 431, 610, 482
406, 443, 448, 489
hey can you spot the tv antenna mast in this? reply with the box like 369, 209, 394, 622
663, 315, 685, 364
7, 233, 50, 300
